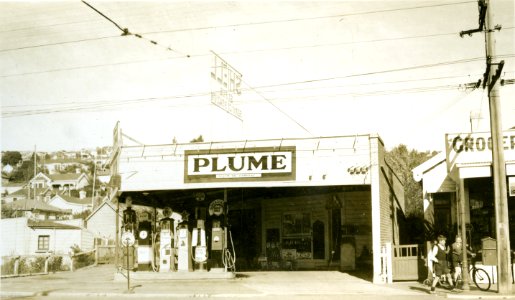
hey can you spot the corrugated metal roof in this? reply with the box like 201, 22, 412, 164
5, 198, 72, 213
56, 194, 91, 205
48, 173, 84, 181
28, 219, 79, 229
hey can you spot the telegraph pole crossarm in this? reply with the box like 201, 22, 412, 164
459, 0, 512, 294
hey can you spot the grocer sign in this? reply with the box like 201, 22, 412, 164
184, 146, 296, 183
445, 130, 515, 169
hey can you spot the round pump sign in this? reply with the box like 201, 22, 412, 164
121, 232, 135, 246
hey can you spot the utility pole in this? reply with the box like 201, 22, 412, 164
485, 0, 512, 293
460, 0, 511, 294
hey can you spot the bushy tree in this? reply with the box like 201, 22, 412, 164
385, 145, 437, 218
2, 151, 22, 166
190, 135, 204, 143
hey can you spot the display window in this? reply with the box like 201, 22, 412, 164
282, 212, 312, 259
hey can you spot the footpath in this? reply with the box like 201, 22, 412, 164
1, 264, 514, 299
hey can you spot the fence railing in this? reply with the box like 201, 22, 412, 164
1, 244, 115, 278
380, 242, 393, 284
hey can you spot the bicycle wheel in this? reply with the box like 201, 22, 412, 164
472, 268, 491, 291
423, 278, 432, 287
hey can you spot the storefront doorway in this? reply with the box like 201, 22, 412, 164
227, 208, 260, 270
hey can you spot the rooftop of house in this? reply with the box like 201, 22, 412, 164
28, 219, 80, 229
6, 187, 50, 197
47, 173, 85, 181
54, 193, 92, 205
44, 158, 88, 164
5, 198, 72, 214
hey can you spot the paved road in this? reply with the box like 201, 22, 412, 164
1, 264, 514, 299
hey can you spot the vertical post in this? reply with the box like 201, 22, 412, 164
485, 0, 512, 294
14, 256, 20, 276
44, 255, 50, 274
95, 244, 99, 266
386, 242, 393, 284
126, 242, 130, 292
459, 179, 471, 290
115, 198, 120, 269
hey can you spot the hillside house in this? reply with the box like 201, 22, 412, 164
42, 158, 89, 175
30, 172, 89, 191
2, 187, 52, 204
3, 198, 72, 220
48, 193, 92, 215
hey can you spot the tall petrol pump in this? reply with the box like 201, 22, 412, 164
158, 207, 175, 272
177, 221, 192, 272
136, 212, 152, 271
192, 194, 208, 271
121, 197, 138, 270
209, 199, 227, 270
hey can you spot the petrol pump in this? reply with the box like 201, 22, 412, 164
192, 201, 208, 271
136, 212, 152, 271
158, 207, 175, 272
121, 197, 138, 270
209, 199, 226, 270
177, 222, 192, 272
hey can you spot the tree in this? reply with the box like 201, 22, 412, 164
385, 145, 437, 218
2, 151, 22, 166
1, 205, 15, 219
190, 135, 204, 143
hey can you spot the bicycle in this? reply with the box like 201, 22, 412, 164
454, 254, 491, 291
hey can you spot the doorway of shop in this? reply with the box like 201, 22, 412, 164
329, 207, 341, 268
227, 208, 260, 271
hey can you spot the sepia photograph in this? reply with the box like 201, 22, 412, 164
1, 1, 514, 299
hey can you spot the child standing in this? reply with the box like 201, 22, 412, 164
429, 235, 455, 293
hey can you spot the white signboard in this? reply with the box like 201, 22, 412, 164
184, 147, 295, 183
445, 130, 515, 172
509, 177, 515, 197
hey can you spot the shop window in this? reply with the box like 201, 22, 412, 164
38, 235, 50, 251
282, 212, 312, 259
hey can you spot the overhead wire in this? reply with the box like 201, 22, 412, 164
0, 1, 483, 54
1, 80, 478, 118
241, 79, 314, 136
141, 1, 476, 34
80, 0, 189, 57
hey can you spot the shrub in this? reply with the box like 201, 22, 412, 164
29, 256, 46, 273
48, 256, 63, 272
1, 257, 16, 275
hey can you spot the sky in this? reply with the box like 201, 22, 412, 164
1, 0, 514, 153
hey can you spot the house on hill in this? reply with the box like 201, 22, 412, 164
42, 158, 90, 175
3, 198, 72, 220
30, 172, 89, 191
2, 187, 52, 204
48, 193, 92, 215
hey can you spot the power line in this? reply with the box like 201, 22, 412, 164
141, 1, 476, 35
80, 0, 188, 57
0, 73, 486, 110
81, 0, 127, 33
241, 79, 314, 136
0, 1, 485, 54
0, 80, 476, 118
